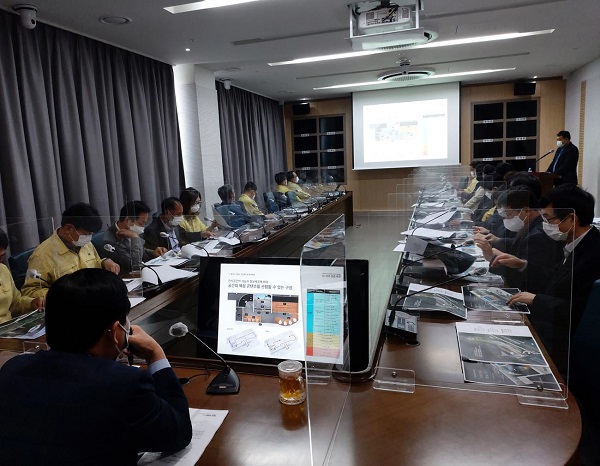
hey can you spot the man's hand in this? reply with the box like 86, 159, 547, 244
507, 292, 536, 306
154, 247, 168, 256
116, 228, 138, 239
127, 325, 166, 365
491, 251, 527, 269
102, 259, 120, 275
202, 230, 218, 239
30, 297, 45, 311
474, 237, 494, 260
473, 226, 489, 235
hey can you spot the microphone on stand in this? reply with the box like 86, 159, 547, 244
537, 149, 554, 162
169, 322, 240, 395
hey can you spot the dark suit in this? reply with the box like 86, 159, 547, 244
0, 350, 192, 466
491, 216, 563, 294
548, 141, 579, 185
143, 217, 203, 251
530, 226, 600, 375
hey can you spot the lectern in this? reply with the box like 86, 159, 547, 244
532, 172, 560, 196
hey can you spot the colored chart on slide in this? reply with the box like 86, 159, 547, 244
306, 289, 342, 359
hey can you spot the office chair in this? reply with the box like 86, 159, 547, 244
91, 231, 104, 255
8, 247, 36, 290
274, 191, 290, 209
285, 191, 308, 214
262, 192, 279, 213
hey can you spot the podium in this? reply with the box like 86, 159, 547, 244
532, 172, 560, 196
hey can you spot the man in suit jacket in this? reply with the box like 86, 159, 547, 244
547, 130, 579, 186
143, 197, 202, 252
0, 268, 192, 465
476, 186, 562, 295
508, 184, 600, 376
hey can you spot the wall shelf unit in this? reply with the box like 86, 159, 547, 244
472, 99, 539, 172
292, 115, 345, 183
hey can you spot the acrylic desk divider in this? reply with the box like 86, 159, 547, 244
375, 169, 571, 411
300, 214, 350, 466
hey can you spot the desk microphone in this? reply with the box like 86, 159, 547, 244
537, 149, 554, 162
169, 322, 240, 395
409, 208, 457, 236
141, 265, 163, 286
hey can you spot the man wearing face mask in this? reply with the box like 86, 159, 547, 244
102, 201, 167, 274
21, 203, 120, 298
547, 130, 579, 186
143, 197, 186, 253
286, 171, 311, 201
507, 184, 600, 375
0, 268, 192, 465
475, 186, 562, 294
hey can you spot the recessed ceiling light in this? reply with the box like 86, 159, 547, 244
99, 16, 132, 25
185, 48, 191, 52
313, 68, 516, 90
165, 0, 261, 14
269, 29, 554, 67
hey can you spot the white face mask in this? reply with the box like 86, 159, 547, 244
470, 171, 476, 177
190, 204, 200, 214
170, 215, 183, 227
130, 224, 145, 235
557, 140, 563, 148
503, 213, 525, 232
543, 222, 568, 241
72, 233, 92, 247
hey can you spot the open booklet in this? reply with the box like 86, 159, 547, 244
462, 286, 530, 314
456, 322, 560, 391
402, 283, 467, 319
0, 309, 46, 339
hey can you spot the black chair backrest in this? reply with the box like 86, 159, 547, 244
262, 192, 279, 213
8, 247, 35, 290
274, 191, 289, 209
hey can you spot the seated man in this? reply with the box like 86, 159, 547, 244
286, 171, 311, 201
274, 172, 289, 195
508, 184, 600, 375
21, 202, 119, 298
0, 229, 44, 323
475, 186, 562, 294
217, 184, 252, 228
0, 268, 192, 465
103, 201, 167, 273
238, 181, 264, 216
143, 197, 186, 252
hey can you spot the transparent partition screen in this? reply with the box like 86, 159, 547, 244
300, 215, 349, 465
377, 168, 573, 410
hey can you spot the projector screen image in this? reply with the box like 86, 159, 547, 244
353, 83, 460, 170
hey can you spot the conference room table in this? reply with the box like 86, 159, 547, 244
0, 191, 582, 464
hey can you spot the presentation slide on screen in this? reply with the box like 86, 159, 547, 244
217, 264, 344, 364
353, 82, 460, 170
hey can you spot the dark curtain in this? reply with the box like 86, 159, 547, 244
0, 10, 183, 252
216, 81, 285, 197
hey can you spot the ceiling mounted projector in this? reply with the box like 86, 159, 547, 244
348, 0, 437, 51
